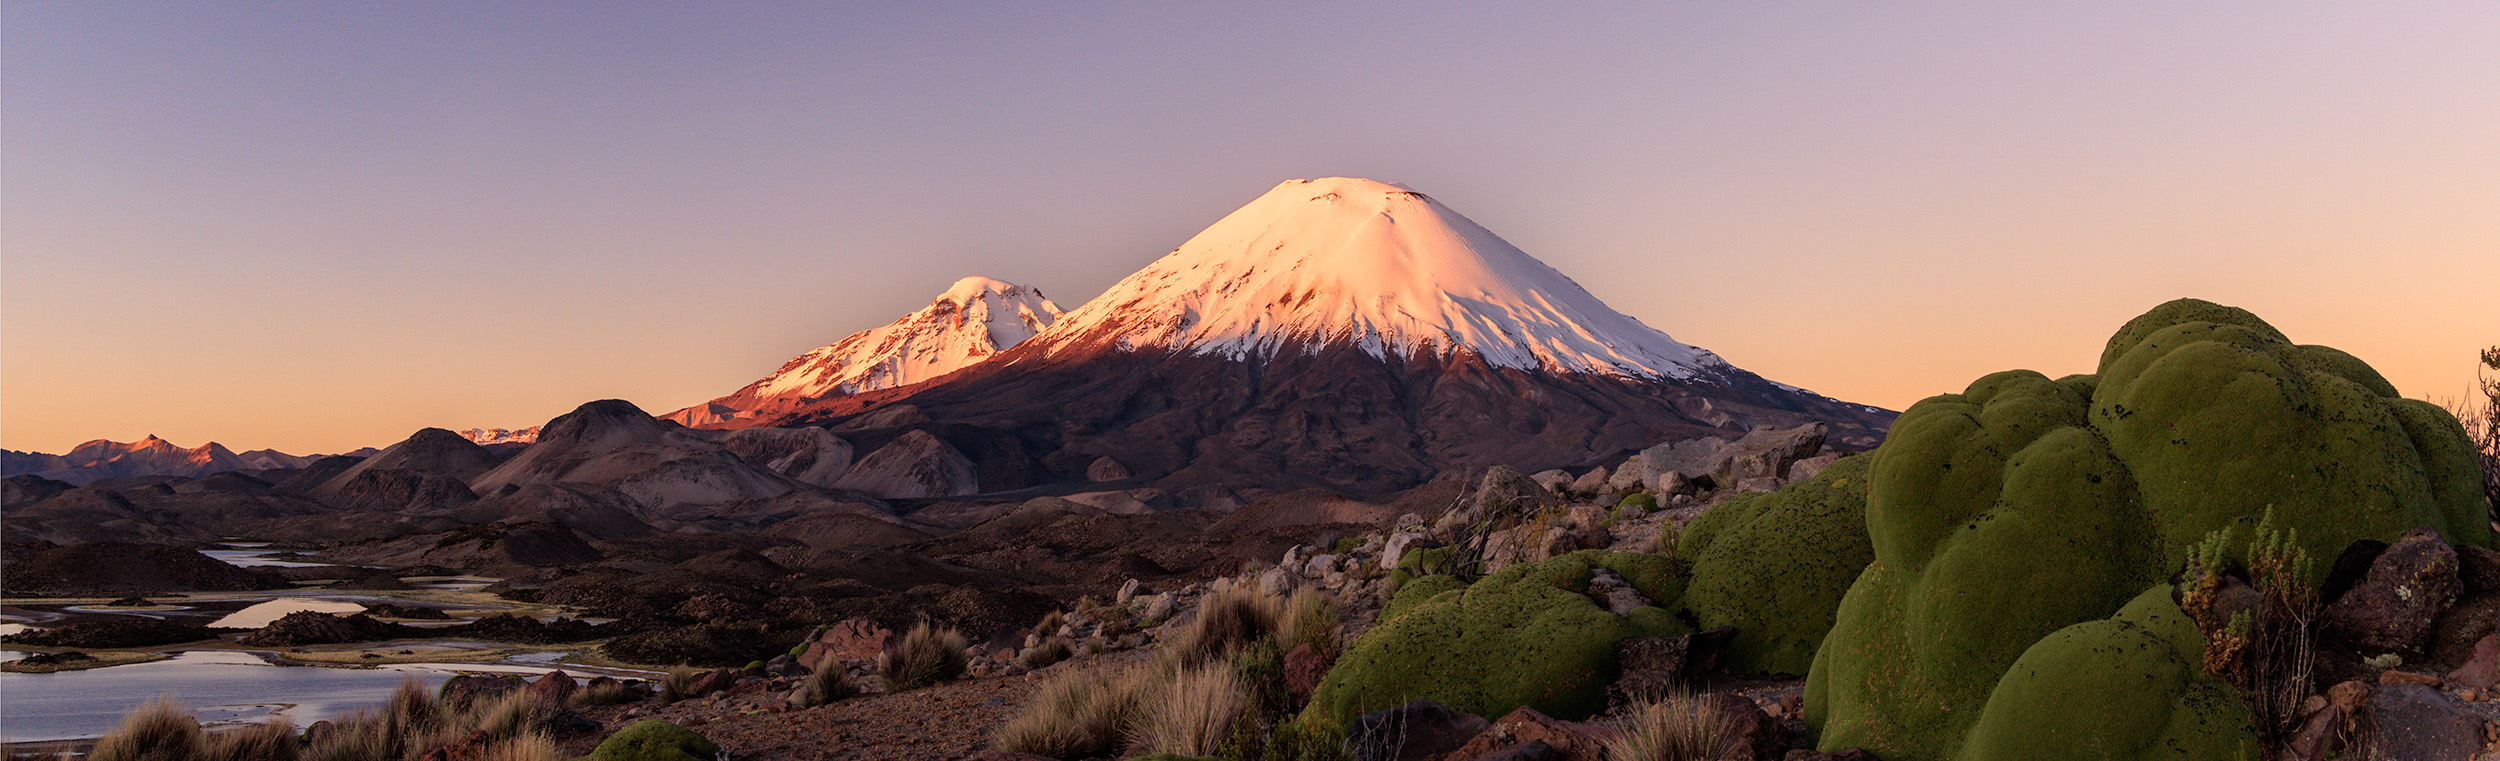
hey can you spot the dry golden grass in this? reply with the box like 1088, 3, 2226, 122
1166, 585, 1282, 668
204, 718, 298, 761
1017, 636, 1072, 670
880, 621, 969, 691
478, 731, 559, 761
993, 664, 1148, 758
1125, 662, 1251, 757
1604, 693, 1719, 761
88, 696, 202, 761
800, 653, 860, 707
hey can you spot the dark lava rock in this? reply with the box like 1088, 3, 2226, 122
3, 618, 217, 649
1434, 706, 1612, 761
236, 611, 413, 647
1347, 698, 1488, 761
450, 613, 603, 644
2322, 528, 2461, 655
2363, 682, 2483, 761
12, 651, 96, 668
526, 670, 577, 706
685, 668, 740, 699
1704, 692, 1786, 761
604, 624, 798, 668
440, 674, 527, 710
1606, 627, 1737, 713
2, 541, 286, 596
361, 603, 453, 620
104, 596, 156, 607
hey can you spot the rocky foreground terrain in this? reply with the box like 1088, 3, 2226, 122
9, 298, 2500, 761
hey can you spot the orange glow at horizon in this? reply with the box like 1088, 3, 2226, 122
4, 4, 2495, 455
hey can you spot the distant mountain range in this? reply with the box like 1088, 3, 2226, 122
0, 436, 377, 486
10, 177, 1895, 499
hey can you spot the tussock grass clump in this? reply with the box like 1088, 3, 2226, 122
994, 665, 1148, 758
204, 718, 298, 761
478, 732, 560, 761
90, 696, 204, 761
1018, 637, 1072, 670
658, 666, 704, 703
800, 654, 859, 707
462, 690, 549, 742
1604, 693, 1719, 761
1126, 663, 1251, 757
1167, 585, 1282, 668
880, 621, 969, 691
1034, 609, 1065, 639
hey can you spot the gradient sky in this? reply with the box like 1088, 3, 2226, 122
5, 3, 2495, 455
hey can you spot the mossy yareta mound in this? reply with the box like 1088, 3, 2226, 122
1676, 454, 1874, 675
1807, 298, 2494, 761
1300, 551, 1687, 728
583, 720, 721, 761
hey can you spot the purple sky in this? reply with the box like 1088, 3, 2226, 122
5, 3, 2496, 454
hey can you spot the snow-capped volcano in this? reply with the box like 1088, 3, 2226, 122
666, 277, 1062, 428
1021, 177, 1723, 380
735, 177, 1894, 496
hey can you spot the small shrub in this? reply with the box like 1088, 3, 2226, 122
1019, 637, 1073, 670
1035, 609, 1066, 639
1275, 588, 1339, 656
1604, 693, 1718, 761
1331, 537, 1362, 555
800, 654, 859, 707
881, 621, 970, 691
995, 665, 1148, 758
1128, 662, 1251, 757
204, 718, 298, 761
1232, 639, 1293, 720
90, 696, 203, 761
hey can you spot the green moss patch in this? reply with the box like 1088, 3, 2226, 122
1807, 298, 2493, 761
581, 720, 720, 761
1677, 455, 1875, 675
1300, 551, 1688, 728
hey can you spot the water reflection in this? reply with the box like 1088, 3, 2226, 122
0, 651, 453, 743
